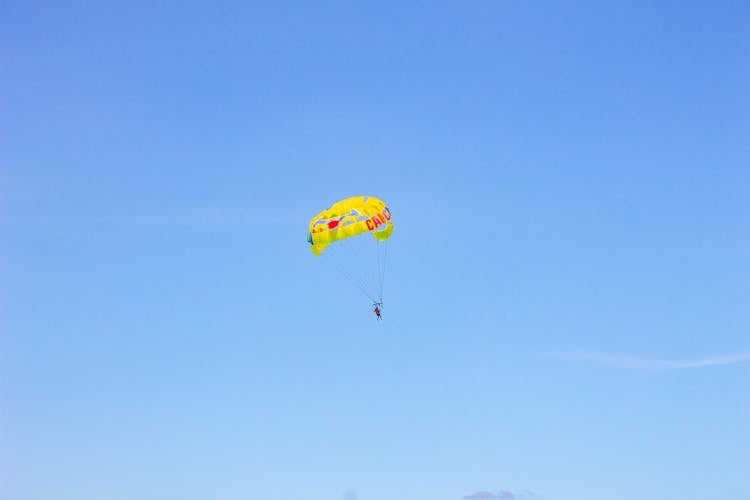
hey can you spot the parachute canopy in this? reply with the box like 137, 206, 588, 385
307, 195, 393, 256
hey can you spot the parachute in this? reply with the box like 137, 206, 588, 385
307, 195, 393, 305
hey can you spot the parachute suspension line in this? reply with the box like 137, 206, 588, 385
339, 266, 377, 303
376, 240, 388, 304
322, 251, 377, 303
321, 235, 381, 304
344, 236, 375, 300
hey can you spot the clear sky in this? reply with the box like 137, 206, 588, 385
1, 2, 749, 500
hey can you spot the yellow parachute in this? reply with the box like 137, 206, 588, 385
307, 195, 393, 256
307, 195, 393, 307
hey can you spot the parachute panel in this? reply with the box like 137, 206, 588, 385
307, 195, 393, 256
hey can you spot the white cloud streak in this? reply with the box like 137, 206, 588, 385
542, 351, 750, 370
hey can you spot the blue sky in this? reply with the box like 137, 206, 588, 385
1, 1, 749, 499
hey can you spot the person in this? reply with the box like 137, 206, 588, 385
373, 303, 382, 320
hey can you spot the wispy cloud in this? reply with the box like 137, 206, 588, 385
543, 351, 750, 370
464, 492, 500, 499
463, 490, 538, 499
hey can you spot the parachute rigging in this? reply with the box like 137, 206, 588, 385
307, 195, 393, 306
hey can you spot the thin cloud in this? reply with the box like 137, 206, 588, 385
464, 492, 500, 499
464, 490, 537, 499
543, 351, 750, 370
